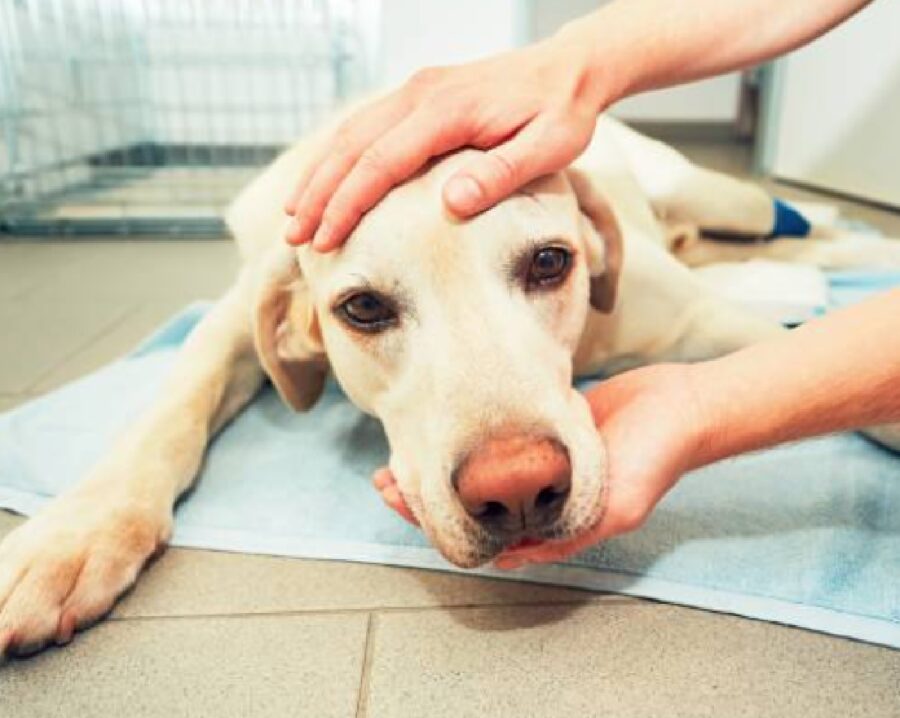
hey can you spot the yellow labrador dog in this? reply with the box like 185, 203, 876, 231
2, 116, 899, 656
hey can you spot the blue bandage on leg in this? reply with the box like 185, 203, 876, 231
769, 198, 811, 238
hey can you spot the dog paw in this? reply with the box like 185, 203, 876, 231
0, 495, 171, 657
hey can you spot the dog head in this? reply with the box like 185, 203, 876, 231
252, 151, 622, 567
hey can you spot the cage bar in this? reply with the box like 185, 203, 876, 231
0, 0, 367, 238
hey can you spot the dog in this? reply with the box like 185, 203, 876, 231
2, 114, 899, 656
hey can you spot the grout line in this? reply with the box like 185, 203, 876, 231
109, 596, 641, 624
354, 614, 376, 718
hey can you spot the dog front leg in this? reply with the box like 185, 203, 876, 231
0, 274, 263, 656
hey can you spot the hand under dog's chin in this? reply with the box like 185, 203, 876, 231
426, 521, 579, 569
426, 489, 607, 569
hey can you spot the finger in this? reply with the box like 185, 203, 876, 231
284, 95, 401, 218
285, 147, 363, 246
371, 466, 395, 491
500, 542, 575, 566
283, 141, 330, 218
286, 98, 411, 245
498, 522, 603, 567
493, 556, 526, 570
443, 112, 585, 218
310, 106, 474, 251
381, 485, 419, 526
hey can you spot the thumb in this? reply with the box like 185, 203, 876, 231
442, 116, 576, 217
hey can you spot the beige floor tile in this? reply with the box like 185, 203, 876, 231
676, 139, 756, 177
0, 394, 29, 413
13, 239, 239, 304
0, 238, 236, 394
114, 547, 605, 618
0, 512, 610, 618
30, 301, 204, 393
1, 613, 369, 718
0, 295, 131, 394
0, 242, 92, 301
364, 603, 900, 718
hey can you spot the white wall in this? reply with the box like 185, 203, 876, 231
377, 0, 524, 87
529, 0, 740, 123
612, 76, 741, 122
764, 1, 900, 207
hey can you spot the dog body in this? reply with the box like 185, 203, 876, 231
2, 114, 899, 655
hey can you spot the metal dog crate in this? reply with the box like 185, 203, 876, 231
0, 0, 369, 237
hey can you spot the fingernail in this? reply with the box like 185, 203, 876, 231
444, 176, 483, 214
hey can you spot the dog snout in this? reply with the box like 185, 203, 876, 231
453, 435, 571, 537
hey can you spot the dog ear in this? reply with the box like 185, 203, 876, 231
566, 168, 624, 314
251, 244, 328, 411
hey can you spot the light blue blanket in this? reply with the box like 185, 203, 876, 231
1, 272, 898, 647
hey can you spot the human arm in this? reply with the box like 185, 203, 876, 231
284, 0, 871, 250
495, 288, 900, 567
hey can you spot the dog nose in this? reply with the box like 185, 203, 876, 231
453, 435, 571, 535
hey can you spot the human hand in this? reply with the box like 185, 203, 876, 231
494, 364, 708, 568
371, 363, 711, 568
284, 31, 608, 251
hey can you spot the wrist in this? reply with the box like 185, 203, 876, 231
684, 352, 781, 470
682, 360, 736, 471
548, 17, 627, 114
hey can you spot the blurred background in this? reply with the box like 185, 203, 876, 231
0, 0, 898, 238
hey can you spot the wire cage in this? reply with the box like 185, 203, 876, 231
0, 0, 370, 237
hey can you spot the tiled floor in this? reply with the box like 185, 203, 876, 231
1, 143, 899, 717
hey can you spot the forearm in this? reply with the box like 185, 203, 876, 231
554, 0, 872, 108
689, 290, 900, 467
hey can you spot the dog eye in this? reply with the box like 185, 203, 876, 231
527, 247, 571, 288
337, 292, 397, 332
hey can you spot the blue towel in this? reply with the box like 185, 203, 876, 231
1, 273, 899, 647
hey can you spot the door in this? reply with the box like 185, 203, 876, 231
760, 1, 900, 208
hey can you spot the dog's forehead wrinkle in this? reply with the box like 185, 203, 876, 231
306, 164, 577, 300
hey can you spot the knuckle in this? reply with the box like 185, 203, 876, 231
542, 111, 592, 154
483, 151, 519, 187
356, 145, 395, 180
407, 65, 445, 94
432, 98, 476, 139
328, 126, 361, 164
331, 121, 356, 148
323, 196, 364, 233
